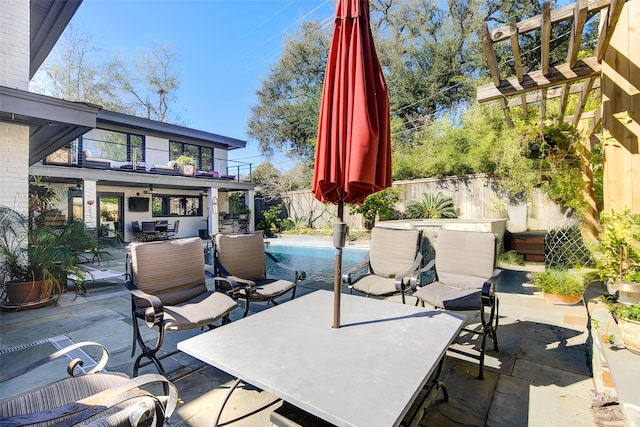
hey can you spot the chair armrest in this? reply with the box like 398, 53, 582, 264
410, 259, 435, 291
125, 280, 164, 329
0, 342, 109, 383
395, 253, 424, 291
481, 268, 502, 307
265, 251, 306, 283
342, 256, 370, 286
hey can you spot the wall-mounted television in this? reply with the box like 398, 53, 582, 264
128, 197, 149, 212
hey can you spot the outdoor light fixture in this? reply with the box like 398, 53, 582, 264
144, 185, 158, 194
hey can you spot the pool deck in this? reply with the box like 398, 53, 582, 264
0, 236, 624, 426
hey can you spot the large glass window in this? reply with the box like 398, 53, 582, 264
152, 195, 202, 217
170, 141, 214, 171
82, 129, 144, 162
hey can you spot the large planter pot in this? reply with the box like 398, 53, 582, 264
543, 292, 582, 305
4, 279, 54, 304
178, 163, 195, 176
616, 316, 640, 355
609, 280, 640, 306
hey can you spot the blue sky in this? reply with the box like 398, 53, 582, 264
66, 0, 337, 169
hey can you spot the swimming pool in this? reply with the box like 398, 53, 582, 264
265, 242, 369, 283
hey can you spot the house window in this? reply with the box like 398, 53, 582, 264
152, 195, 202, 217
81, 129, 145, 162
170, 141, 214, 171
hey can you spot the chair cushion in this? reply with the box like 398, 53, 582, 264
129, 237, 207, 306
215, 232, 266, 282
369, 227, 420, 278
351, 274, 397, 296
164, 290, 238, 330
0, 372, 134, 426
435, 230, 496, 291
251, 278, 296, 299
413, 281, 481, 310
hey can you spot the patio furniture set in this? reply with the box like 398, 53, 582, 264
131, 220, 178, 241
0, 228, 501, 426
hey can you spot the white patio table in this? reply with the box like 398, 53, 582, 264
178, 290, 464, 427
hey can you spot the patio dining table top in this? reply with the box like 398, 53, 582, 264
178, 290, 464, 427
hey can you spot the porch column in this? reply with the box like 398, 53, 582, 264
84, 180, 97, 228
247, 189, 255, 232
208, 187, 219, 236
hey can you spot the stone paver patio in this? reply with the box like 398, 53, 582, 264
0, 240, 622, 426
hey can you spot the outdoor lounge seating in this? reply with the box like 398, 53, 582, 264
342, 226, 424, 304
411, 229, 502, 380
150, 161, 180, 175
125, 237, 238, 375
0, 341, 178, 426
213, 231, 306, 317
81, 148, 112, 169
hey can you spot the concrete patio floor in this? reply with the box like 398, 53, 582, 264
0, 240, 621, 426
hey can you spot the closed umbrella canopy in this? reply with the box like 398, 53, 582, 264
312, 0, 391, 328
312, 0, 391, 206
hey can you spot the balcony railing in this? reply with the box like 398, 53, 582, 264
42, 142, 252, 183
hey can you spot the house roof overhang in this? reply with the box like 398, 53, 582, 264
0, 86, 101, 165
96, 110, 247, 150
30, 0, 83, 79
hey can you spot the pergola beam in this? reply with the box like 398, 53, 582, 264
477, 56, 601, 103
571, 76, 596, 128
508, 78, 601, 107
595, 0, 627, 61
490, 0, 611, 42
541, 2, 552, 75
567, 0, 589, 67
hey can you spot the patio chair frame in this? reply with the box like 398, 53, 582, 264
411, 229, 501, 380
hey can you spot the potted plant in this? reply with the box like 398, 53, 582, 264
1, 187, 109, 310
602, 296, 640, 355
531, 268, 586, 305
594, 209, 640, 305
175, 155, 196, 176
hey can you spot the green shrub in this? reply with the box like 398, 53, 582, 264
497, 250, 525, 266
405, 192, 457, 219
532, 269, 585, 296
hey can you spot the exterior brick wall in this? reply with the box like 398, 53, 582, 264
0, 0, 29, 89
0, 123, 30, 212
0, 0, 30, 211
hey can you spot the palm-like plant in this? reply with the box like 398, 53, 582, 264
405, 192, 458, 219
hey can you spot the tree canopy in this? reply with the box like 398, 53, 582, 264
32, 25, 182, 123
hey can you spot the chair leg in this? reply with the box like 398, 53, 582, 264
476, 300, 499, 380
131, 312, 166, 377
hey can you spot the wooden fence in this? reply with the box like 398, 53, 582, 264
261, 173, 575, 232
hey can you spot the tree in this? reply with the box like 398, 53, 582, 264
32, 26, 181, 123
111, 45, 181, 123
31, 25, 118, 109
349, 188, 402, 230
247, 21, 330, 164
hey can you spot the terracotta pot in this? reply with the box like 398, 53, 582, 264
5, 279, 53, 304
617, 316, 640, 355
543, 292, 582, 305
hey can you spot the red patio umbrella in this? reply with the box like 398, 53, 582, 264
312, 0, 391, 328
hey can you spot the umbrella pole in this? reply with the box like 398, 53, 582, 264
333, 202, 346, 329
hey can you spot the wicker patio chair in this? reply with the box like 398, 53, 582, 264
0, 341, 178, 426
342, 227, 424, 304
213, 231, 306, 317
125, 237, 238, 376
411, 229, 502, 379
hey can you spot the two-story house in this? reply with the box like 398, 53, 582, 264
0, 0, 255, 241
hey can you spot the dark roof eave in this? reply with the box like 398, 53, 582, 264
97, 110, 247, 149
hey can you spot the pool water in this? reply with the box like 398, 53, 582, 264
265, 243, 368, 283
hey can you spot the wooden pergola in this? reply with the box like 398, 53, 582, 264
477, 0, 640, 234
